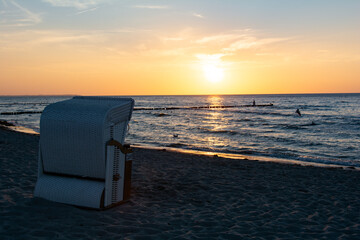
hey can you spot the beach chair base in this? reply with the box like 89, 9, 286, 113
34, 143, 133, 209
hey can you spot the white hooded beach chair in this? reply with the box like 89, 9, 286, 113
34, 96, 135, 209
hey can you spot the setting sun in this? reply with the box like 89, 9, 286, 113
197, 54, 225, 84
203, 64, 224, 83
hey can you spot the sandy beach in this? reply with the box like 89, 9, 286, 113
1, 127, 360, 239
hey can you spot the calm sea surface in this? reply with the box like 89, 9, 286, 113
1, 94, 359, 167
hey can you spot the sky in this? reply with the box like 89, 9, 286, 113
1, 0, 360, 95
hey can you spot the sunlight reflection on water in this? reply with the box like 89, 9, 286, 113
1, 94, 360, 167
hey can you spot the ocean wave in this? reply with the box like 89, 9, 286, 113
197, 127, 238, 135
349, 119, 360, 125
234, 110, 294, 117
0, 111, 43, 115
233, 118, 252, 122
0, 102, 49, 106
0, 120, 15, 127
154, 113, 170, 117
166, 143, 190, 148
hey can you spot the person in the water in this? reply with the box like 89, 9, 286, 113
295, 109, 301, 116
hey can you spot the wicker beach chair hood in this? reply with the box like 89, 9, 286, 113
34, 96, 134, 209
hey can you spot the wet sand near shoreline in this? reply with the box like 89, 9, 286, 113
1, 128, 359, 239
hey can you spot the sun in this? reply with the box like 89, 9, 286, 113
197, 54, 225, 83
203, 64, 224, 83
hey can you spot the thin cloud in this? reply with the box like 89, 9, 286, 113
195, 31, 291, 53
190, 30, 294, 69
75, 7, 98, 15
42, 0, 105, 10
37, 34, 97, 44
192, 12, 204, 19
0, 28, 154, 50
196, 53, 226, 61
196, 34, 244, 44
163, 37, 183, 42
1, 0, 42, 27
0, 30, 105, 50
224, 37, 290, 52
133, 5, 169, 9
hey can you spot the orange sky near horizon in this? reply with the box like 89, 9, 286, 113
1, 1, 360, 95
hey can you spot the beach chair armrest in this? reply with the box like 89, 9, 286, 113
107, 139, 133, 154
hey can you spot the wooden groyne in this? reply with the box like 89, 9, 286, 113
0, 103, 273, 115
0, 111, 43, 115
133, 103, 273, 111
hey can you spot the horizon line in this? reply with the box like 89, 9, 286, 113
1, 92, 359, 97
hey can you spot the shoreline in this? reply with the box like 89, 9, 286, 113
0, 120, 39, 135
1, 119, 359, 171
131, 144, 360, 171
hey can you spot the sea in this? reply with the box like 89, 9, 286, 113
1, 94, 359, 168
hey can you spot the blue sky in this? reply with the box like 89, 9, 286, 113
2, 0, 358, 32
